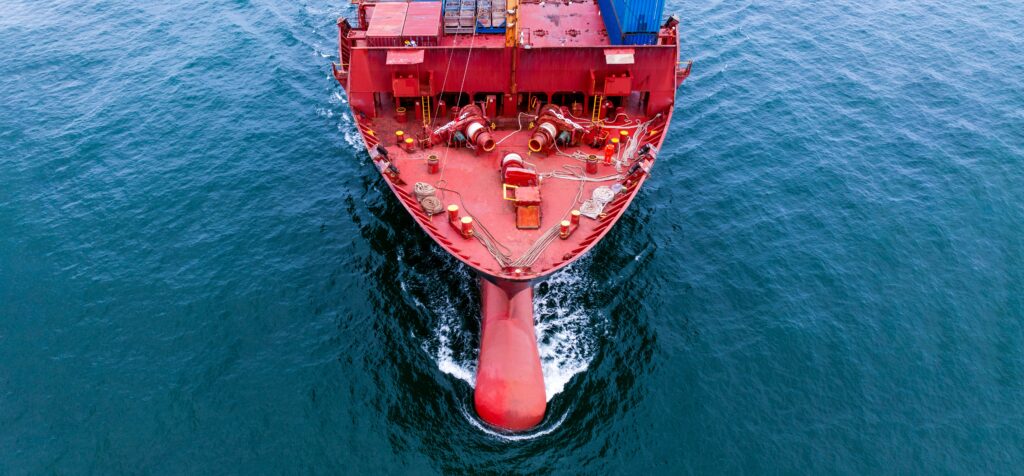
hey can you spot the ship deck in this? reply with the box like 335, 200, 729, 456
337, 0, 686, 280
361, 95, 668, 280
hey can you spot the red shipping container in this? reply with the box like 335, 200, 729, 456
402, 2, 443, 47
366, 2, 408, 47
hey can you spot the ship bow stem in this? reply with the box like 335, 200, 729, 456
474, 278, 546, 431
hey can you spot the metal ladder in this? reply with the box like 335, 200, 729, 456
591, 94, 603, 122
421, 95, 432, 125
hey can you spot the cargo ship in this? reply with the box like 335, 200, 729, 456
332, 0, 690, 431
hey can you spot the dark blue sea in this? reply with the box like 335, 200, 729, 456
2, 0, 1022, 473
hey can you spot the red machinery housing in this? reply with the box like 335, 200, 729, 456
501, 153, 542, 229
501, 153, 537, 187
429, 104, 496, 152
528, 105, 593, 153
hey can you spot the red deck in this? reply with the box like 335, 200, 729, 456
333, 0, 689, 281
356, 103, 671, 280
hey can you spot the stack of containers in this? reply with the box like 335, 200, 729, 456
459, 0, 476, 32
597, 0, 665, 45
442, 0, 477, 34
475, 0, 507, 33
443, 0, 461, 33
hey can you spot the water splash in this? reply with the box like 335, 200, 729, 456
328, 91, 360, 149
429, 293, 478, 387
423, 260, 601, 402
457, 401, 570, 441
532, 267, 598, 401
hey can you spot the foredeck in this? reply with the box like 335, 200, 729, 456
357, 100, 669, 280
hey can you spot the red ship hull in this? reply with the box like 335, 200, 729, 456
333, 0, 689, 431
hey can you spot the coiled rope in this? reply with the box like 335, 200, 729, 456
413, 182, 437, 201
414, 182, 444, 215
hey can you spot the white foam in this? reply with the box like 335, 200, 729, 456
423, 259, 600, 403
416, 257, 479, 387
337, 115, 360, 149
428, 295, 478, 387
458, 401, 570, 441
532, 267, 596, 401
327, 91, 361, 150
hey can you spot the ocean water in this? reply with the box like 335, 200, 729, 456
1, 0, 1022, 473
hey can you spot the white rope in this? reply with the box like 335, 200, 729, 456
436, 28, 479, 187
540, 166, 621, 183
493, 112, 535, 146
413, 182, 437, 201
428, 32, 460, 129
508, 165, 588, 268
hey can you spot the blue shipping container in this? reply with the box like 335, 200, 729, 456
597, 0, 665, 45
623, 32, 658, 45
476, 24, 506, 34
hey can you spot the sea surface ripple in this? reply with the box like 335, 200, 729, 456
1, 0, 1022, 473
